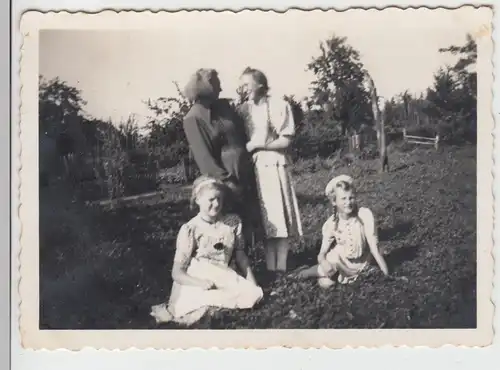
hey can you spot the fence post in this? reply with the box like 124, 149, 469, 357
435, 134, 439, 150
403, 128, 407, 142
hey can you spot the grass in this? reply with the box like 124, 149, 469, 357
39, 143, 477, 330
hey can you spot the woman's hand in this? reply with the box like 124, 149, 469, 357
246, 141, 258, 153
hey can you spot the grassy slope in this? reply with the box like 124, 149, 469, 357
39, 144, 477, 329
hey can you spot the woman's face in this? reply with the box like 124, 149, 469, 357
196, 187, 223, 218
333, 187, 356, 216
239, 74, 263, 101
208, 74, 222, 99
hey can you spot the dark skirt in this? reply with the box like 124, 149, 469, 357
220, 146, 265, 246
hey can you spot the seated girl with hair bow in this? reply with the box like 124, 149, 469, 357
150, 175, 263, 326
294, 174, 389, 288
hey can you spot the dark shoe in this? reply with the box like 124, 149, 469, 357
274, 271, 287, 281
258, 270, 276, 288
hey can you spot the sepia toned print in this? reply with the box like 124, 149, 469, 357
16, 7, 494, 349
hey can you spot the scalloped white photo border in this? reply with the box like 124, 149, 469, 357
15, 6, 494, 350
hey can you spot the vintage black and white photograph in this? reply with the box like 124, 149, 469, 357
17, 7, 494, 349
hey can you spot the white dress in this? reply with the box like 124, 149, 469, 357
318, 207, 377, 285
150, 213, 263, 326
243, 97, 303, 239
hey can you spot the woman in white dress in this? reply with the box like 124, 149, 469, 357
238, 67, 303, 277
294, 175, 389, 288
150, 175, 263, 326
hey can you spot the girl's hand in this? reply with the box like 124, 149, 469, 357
200, 280, 216, 290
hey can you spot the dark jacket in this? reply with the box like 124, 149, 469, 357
183, 99, 264, 243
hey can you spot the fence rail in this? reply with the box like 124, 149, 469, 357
403, 128, 439, 150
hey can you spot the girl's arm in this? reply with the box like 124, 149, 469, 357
317, 218, 334, 262
361, 208, 389, 276
316, 219, 336, 274
172, 263, 214, 289
171, 224, 215, 290
235, 250, 257, 284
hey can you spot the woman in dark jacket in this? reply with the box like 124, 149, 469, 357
182, 68, 263, 251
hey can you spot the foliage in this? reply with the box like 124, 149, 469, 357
283, 94, 305, 135
307, 34, 373, 137
427, 34, 477, 143
96, 121, 128, 203
39, 76, 89, 179
144, 81, 192, 168
39, 76, 87, 137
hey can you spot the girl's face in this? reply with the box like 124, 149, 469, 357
239, 74, 263, 101
196, 187, 223, 219
333, 187, 356, 216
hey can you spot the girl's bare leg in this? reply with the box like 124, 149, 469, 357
265, 239, 277, 272
276, 237, 290, 272
295, 265, 321, 279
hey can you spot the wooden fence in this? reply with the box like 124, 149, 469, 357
403, 128, 439, 150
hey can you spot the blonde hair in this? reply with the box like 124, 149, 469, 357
189, 175, 227, 210
183, 68, 219, 103
328, 180, 359, 231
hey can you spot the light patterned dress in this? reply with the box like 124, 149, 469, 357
242, 97, 303, 239
318, 207, 377, 285
150, 213, 263, 326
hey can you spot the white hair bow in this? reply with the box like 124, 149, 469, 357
325, 174, 354, 197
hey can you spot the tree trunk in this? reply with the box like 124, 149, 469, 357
366, 74, 389, 173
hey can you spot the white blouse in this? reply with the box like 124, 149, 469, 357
244, 97, 296, 166
321, 207, 378, 260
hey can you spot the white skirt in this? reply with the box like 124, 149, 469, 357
252, 151, 303, 239
151, 259, 263, 326
317, 246, 370, 286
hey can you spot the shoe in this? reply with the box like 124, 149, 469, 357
259, 270, 276, 288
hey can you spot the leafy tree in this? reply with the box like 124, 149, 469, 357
283, 94, 305, 135
424, 34, 477, 142
39, 76, 89, 181
39, 76, 87, 139
307, 34, 373, 137
425, 67, 460, 120
144, 81, 192, 168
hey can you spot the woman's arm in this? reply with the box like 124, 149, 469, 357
262, 135, 292, 150
183, 115, 231, 181
361, 208, 389, 276
171, 225, 215, 289
260, 100, 295, 151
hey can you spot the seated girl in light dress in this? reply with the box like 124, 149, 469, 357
295, 175, 389, 288
150, 175, 264, 326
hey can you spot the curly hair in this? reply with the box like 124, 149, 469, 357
183, 68, 219, 103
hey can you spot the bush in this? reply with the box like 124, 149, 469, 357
435, 119, 476, 145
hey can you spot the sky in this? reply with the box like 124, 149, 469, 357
39, 7, 489, 127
